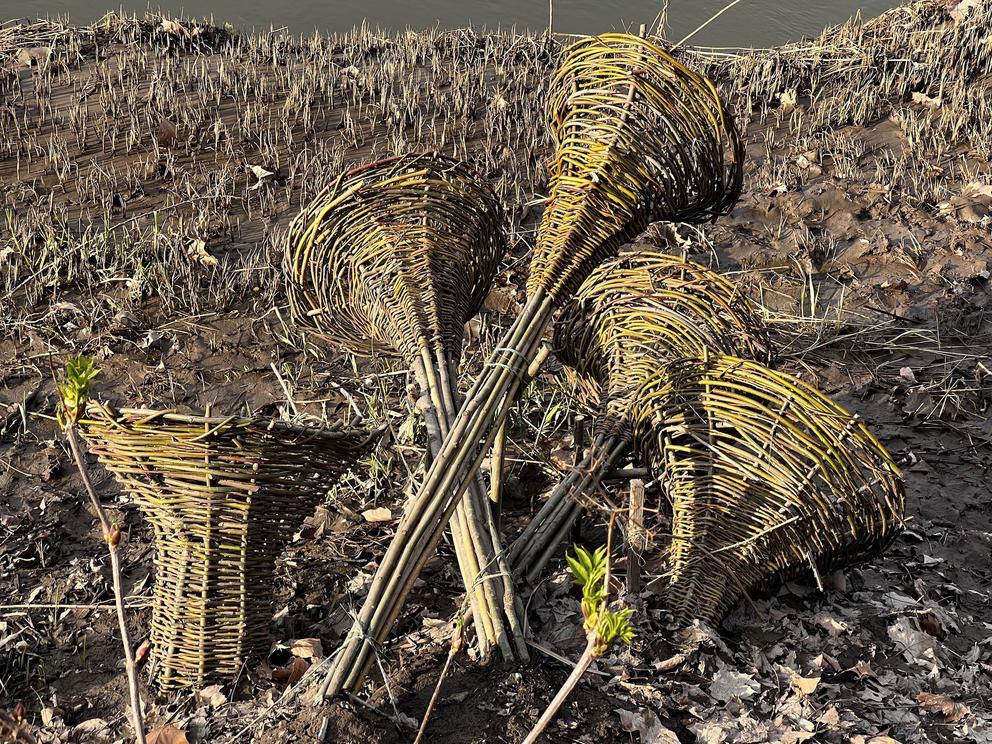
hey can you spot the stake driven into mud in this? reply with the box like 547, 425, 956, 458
283, 153, 527, 663
320, 33, 745, 697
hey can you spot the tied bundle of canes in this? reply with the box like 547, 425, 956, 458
79, 403, 377, 691
508, 250, 771, 582
628, 354, 906, 624
322, 35, 744, 697
284, 153, 527, 664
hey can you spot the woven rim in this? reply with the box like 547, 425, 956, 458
629, 355, 905, 623
283, 151, 505, 361
555, 250, 771, 433
529, 34, 743, 300
80, 402, 377, 691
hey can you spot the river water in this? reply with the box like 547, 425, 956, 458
3, 0, 901, 48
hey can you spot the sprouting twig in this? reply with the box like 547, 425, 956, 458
522, 535, 634, 744
60, 359, 146, 744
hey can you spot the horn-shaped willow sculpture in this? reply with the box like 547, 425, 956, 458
508, 250, 771, 581
79, 403, 377, 691
284, 153, 527, 662
322, 34, 744, 696
629, 354, 905, 623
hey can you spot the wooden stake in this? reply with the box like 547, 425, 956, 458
626, 479, 645, 595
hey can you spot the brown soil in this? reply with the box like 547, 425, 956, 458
1, 2, 990, 743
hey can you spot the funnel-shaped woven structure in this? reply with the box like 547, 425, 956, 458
529, 35, 743, 300
284, 153, 526, 664
324, 36, 744, 696
510, 251, 771, 580
80, 403, 376, 691
629, 355, 905, 623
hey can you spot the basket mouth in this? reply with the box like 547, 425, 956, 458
80, 402, 381, 449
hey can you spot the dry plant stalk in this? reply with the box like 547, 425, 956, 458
79, 401, 377, 691
629, 354, 906, 623
323, 34, 743, 697
509, 250, 771, 580
283, 153, 526, 665
58, 359, 146, 743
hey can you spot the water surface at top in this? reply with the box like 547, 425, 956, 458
3, 0, 902, 48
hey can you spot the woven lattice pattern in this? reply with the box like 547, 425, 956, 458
282, 152, 527, 664
528, 35, 744, 300
629, 355, 905, 624
80, 404, 376, 691
510, 251, 770, 578
555, 250, 771, 431
284, 153, 504, 361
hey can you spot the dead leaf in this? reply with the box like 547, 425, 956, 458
709, 669, 759, 702
817, 705, 840, 727
845, 659, 875, 679
249, 164, 276, 189
72, 719, 111, 741
197, 683, 226, 708
272, 656, 310, 685
617, 708, 679, 743
147, 725, 190, 744
916, 691, 969, 722
188, 239, 218, 268
291, 638, 323, 660
791, 674, 821, 696
888, 616, 939, 667
156, 118, 178, 147
362, 507, 392, 523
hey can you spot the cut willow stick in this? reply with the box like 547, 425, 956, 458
510, 250, 771, 583
321, 34, 744, 697
284, 153, 524, 662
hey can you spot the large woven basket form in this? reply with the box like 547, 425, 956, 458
324, 35, 745, 696
629, 355, 905, 624
510, 250, 771, 579
284, 153, 526, 665
80, 403, 377, 691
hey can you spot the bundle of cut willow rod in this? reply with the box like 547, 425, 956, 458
628, 354, 905, 623
79, 402, 376, 691
508, 249, 771, 581
283, 153, 527, 663
322, 34, 744, 697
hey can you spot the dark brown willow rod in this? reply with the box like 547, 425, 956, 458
321, 34, 744, 697
283, 153, 527, 662
508, 250, 772, 580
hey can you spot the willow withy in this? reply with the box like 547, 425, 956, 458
323, 34, 744, 696
79, 403, 377, 691
509, 249, 772, 581
629, 354, 906, 624
283, 153, 527, 668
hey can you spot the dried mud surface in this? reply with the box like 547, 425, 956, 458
1, 2, 990, 743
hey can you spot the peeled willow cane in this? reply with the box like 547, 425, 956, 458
79, 403, 377, 691
284, 153, 526, 663
509, 250, 771, 581
322, 35, 743, 697
629, 354, 905, 623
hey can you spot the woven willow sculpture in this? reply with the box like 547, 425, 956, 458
79, 403, 376, 691
283, 153, 526, 665
629, 355, 905, 623
509, 250, 771, 580
324, 34, 744, 696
